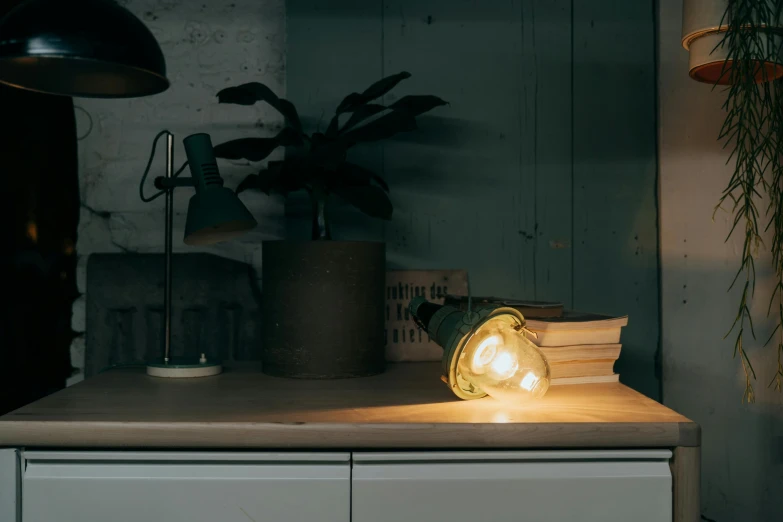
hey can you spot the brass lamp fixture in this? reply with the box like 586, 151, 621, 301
409, 296, 551, 403
682, 0, 783, 84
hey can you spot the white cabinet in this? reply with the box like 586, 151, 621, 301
22, 452, 350, 522
15, 449, 674, 522
352, 450, 673, 522
0, 449, 19, 522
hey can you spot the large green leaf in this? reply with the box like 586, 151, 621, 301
360, 72, 412, 105
215, 138, 276, 161
335, 93, 365, 114
216, 83, 267, 105
335, 72, 411, 114
341, 109, 417, 144
389, 95, 448, 116
325, 114, 341, 137
237, 173, 262, 194
216, 83, 302, 131
236, 161, 305, 196
333, 184, 393, 220
214, 128, 301, 162
340, 104, 387, 133
337, 162, 389, 192
276, 99, 303, 132
308, 142, 348, 170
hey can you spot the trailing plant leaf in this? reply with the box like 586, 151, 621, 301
335, 71, 412, 113
216, 82, 302, 131
341, 109, 417, 144
715, 0, 783, 401
333, 184, 393, 220
767, 48, 783, 392
214, 128, 302, 161
389, 95, 449, 116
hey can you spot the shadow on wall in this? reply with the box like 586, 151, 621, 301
82, 253, 262, 378
662, 261, 783, 522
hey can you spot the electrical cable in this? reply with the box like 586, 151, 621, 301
139, 130, 189, 202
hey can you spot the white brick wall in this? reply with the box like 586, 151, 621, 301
69, 0, 286, 384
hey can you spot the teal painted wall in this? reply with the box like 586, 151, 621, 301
287, 0, 660, 399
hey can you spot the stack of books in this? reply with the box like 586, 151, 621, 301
444, 295, 627, 385
524, 312, 628, 385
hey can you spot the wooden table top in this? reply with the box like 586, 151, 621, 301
0, 363, 698, 449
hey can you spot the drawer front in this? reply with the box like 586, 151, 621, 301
23, 452, 350, 522
352, 450, 672, 522
1, 449, 19, 522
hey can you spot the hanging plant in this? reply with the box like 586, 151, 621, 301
683, 0, 783, 401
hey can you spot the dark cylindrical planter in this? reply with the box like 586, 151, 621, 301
261, 241, 386, 379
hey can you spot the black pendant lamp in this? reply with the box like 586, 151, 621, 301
0, 0, 169, 98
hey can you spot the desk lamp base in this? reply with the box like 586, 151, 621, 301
147, 354, 222, 378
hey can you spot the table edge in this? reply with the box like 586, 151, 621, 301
0, 420, 699, 449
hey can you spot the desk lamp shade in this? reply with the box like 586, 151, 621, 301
0, 0, 169, 97
182, 133, 257, 246
410, 296, 551, 403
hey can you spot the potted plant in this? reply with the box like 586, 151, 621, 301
214, 72, 446, 378
682, 0, 783, 400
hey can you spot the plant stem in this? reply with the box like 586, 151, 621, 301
309, 188, 332, 240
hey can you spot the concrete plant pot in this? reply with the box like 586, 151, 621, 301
261, 240, 386, 379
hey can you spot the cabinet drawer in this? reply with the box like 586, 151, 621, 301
22, 452, 350, 522
352, 450, 672, 522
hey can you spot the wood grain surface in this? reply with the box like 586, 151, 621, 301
0, 363, 697, 449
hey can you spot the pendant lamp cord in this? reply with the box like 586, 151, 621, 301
139, 130, 189, 203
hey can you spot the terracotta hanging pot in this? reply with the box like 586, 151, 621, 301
682, 0, 783, 84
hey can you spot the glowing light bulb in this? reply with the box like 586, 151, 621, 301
471, 336, 500, 374
519, 372, 539, 391
457, 317, 550, 403
489, 352, 518, 380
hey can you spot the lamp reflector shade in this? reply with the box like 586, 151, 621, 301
184, 189, 258, 246
182, 133, 257, 246
409, 296, 551, 402
0, 0, 169, 98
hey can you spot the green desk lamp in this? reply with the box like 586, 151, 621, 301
409, 296, 551, 403
141, 132, 257, 378
0, 0, 168, 98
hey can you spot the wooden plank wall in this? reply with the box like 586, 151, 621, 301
288, 0, 659, 399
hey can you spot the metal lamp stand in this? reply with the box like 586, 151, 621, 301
145, 132, 222, 378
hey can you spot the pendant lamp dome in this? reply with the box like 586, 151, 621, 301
0, 0, 169, 98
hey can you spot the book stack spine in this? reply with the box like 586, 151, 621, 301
526, 333, 624, 385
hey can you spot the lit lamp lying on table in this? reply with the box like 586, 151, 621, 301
140, 132, 257, 378
409, 296, 551, 403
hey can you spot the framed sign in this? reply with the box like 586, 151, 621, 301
385, 269, 468, 362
